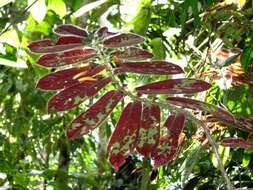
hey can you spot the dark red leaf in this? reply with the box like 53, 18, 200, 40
151, 114, 185, 167
48, 77, 111, 112
222, 138, 253, 149
56, 36, 84, 45
103, 33, 145, 48
108, 101, 142, 171
110, 47, 153, 61
136, 105, 160, 157
28, 39, 83, 54
114, 61, 183, 75
36, 64, 104, 90
53, 24, 88, 38
136, 78, 211, 94
67, 90, 124, 140
95, 26, 117, 38
37, 48, 97, 67
166, 97, 235, 123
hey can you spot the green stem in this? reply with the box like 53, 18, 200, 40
140, 158, 151, 190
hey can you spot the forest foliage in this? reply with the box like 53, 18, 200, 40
0, 0, 253, 190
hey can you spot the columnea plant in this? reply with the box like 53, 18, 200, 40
28, 24, 253, 174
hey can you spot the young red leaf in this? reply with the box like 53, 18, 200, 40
95, 26, 117, 39
114, 61, 183, 75
36, 65, 104, 90
48, 77, 112, 112
166, 97, 235, 123
136, 105, 160, 157
37, 48, 97, 67
67, 90, 124, 140
108, 101, 142, 171
222, 138, 253, 149
28, 39, 83, 54
151, 114, 185, 167
110, 47, 153, 61
103, 33, 145, 48
136, 78, 211, 94
53, 24, 88, 38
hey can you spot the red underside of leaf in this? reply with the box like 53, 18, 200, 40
48, 77, 112, 112
37, 48, 97, 67
53, 24, 88, 38
136, 105, 160, 157
56, 36, 84, 45
37, 64, 104, 90
108, 101, 142, 171
114, 61, 183, 75
152, 114, 185, 167
222, 138, 253, 149
28, 39, 83, 54
103, 33, 145, 48
166, 97, 235, 123
95, 26, 117, 39
110, 47, 153, 61
136, 78, 211, 94
67, 90, 124, 140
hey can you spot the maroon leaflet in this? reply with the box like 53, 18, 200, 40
53, 24, 88, 38
136, 78, 211, 94
108, 101, 142, 171
222, 138, 253, 149
37, 48, 97, 67
103, 33, 145, 48
28, 39, 83, 54
67, 90, 124, 140
95, 26, 117, 39
36, 65, 105, 90
152, 114, 185, 167
48, 77, 112, 112
110, 47, 153, 61
167, 97, 235, 123
114, 61, 183, 75
136, 105, 160, 157
56, 36, 84, 45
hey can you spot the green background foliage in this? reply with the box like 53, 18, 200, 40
0, 0, 253, 189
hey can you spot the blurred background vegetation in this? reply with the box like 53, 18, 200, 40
0, 0, 253, 189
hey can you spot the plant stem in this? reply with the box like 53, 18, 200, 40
201, 124, 234, 190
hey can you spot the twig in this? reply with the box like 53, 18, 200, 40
0, 0, 39, 36
201, 123, 234, 190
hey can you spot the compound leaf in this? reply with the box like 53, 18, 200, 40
67, 90, 124, 140
37, 48, 97, 67
48, 77, 111, 112
222, 138, 253, 150
136, 104, 160, 157
37, 64, 104, 90
114, 61, 183, 75
152, 114, 185, 167
103, 33, 145, 48
53, 24, 88, 38
108, 101, 142, 171
136, 79, 211, 94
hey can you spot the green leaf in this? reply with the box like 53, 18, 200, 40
131, 0, 152, 36
0, 29, 20, 47
150, 38, 166, 60
73, 0, 109, 17
241, 46, 253, 73
48, 0, 67, 18
0, 0, 14, 8
28, 0, 47, 22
